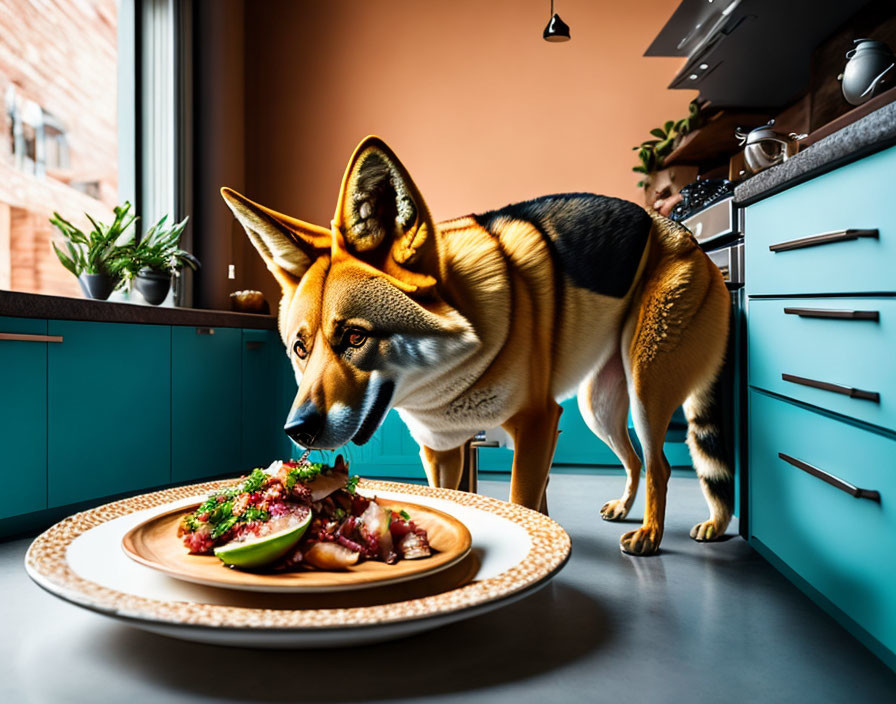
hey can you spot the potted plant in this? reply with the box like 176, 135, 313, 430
121, 214, 200, 305
632, 100, 704, 198
49, 202, 136, 300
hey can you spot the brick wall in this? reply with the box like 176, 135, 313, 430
0, 0, 118, 297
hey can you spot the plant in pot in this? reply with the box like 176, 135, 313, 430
121, 214, 199, 305
49, 202, 136, 300
632, 100, 704, 197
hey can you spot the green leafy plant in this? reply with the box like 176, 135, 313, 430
632, 100, 704, 188
120, 214, 200, 279
49, 202, 137, 279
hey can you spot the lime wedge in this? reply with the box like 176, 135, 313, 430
213, 511, 312, 568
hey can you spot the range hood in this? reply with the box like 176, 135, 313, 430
645, 0, 874, 109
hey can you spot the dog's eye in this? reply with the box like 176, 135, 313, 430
293, 339, 308, 359
346, 329, 367, 348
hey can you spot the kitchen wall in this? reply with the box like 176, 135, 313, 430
194, 0, 249, 311
199, 0, 694, 309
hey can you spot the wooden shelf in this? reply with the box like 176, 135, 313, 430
663, 110, 772, 168
803, 87, 896, 148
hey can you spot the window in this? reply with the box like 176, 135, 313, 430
0, 0, 126, 297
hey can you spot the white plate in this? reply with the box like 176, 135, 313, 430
26, 480, 570, 648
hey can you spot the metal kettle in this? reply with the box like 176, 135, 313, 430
735, 119, 804, 174
841, 39, 895, 106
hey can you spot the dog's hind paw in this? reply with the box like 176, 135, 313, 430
620, 526, 661, 556
600, 499, 631, 521
690, 520, 725, 542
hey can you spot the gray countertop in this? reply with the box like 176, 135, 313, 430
734, 100, 896, 206
2, 472, 894, 703
0, 289, 277, 329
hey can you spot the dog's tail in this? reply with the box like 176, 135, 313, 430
683, 362, 734, 540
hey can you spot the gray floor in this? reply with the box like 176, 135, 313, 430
2, 472, 894, 704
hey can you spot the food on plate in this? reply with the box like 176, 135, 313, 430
177, 456, 431, 571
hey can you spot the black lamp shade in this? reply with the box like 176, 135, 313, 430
543, 13, 570, 42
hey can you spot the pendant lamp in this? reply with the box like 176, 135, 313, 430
543, 0, 571, 42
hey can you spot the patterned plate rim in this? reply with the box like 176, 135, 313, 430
25, 479, 571, 630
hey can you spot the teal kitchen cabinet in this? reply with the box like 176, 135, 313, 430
242, 328, 293, 469
749, 390, 896, 667
0, 317, 50, 519
554, 398, 627, 465
288, 397, 691, 479
47, 320, 171, 507
745, 145, 896, 669
171, 326, 242, 482
347, 410, 426, 479
478, 398, 694, 472
744, 144, 896, 297
748, 297, 896, 432
479, 398, 618, 472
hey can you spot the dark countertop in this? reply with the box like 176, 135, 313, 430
0, 290, 277, 329
734, 100, 896, 206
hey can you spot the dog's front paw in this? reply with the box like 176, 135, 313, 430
690, 520, 725, 542
620, 526, 662, 556
600, 498, 631, 521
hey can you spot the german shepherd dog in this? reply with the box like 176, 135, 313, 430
222, 136, 731, 556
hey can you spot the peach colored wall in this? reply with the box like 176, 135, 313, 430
239, 0, 694, 304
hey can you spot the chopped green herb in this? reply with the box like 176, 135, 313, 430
212, 514, 238, 539
285, 462, 325, 490
182, 461, 348, 539
241, 506, 270, 523
182, 514, 201, 533
202, 468, 270, 504
209, 499, 234, 525
399, 509, 411, 521
241, 468, 269, 494
183, 469, 272, 535
345, 475, 360, 495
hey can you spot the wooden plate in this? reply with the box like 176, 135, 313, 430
121, 498, 472, 593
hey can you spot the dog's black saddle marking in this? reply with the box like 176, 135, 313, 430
473, 193, 651, 298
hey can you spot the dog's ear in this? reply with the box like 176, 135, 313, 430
333, 136, 437, 277
221, 187, 331, 290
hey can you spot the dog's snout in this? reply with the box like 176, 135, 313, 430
284, 402, 324, 448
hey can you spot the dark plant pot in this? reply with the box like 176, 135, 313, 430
78, 273, 118, 300
135, 269, 171, 305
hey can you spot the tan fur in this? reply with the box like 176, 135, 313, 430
616, 219, 729, 554
222, 136, 730, 556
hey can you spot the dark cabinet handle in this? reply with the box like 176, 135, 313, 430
196, 327, 215, 335
778, 452, 880, 501
769, 228, 878, 252
0, 332, 63, 343
782, 373, 880, 402
245, 341, 264, 350
783, 307, 879, 321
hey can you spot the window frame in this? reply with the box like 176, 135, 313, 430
137, 0, 194, 307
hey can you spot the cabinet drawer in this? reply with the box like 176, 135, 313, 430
744, 145, 896, 296
172, 326, 242, 482
242, 329, 293, 469
0, 317, 49, 518
748, 298, 896, 431
48, 321, 171, 507
749, 391, 896, 656
348, 409, 426, 479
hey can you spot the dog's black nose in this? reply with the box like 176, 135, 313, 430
284, 403, 324, 447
